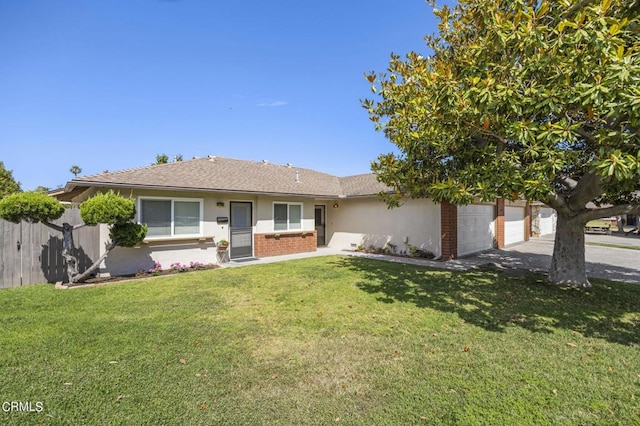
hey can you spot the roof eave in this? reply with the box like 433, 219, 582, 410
63, 181, 342, 199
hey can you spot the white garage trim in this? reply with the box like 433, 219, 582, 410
505, 206, 525, 246
457, 205, 495, 256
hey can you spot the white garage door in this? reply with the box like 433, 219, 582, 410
538, 207, 556, 236
457, 205, 495, 256
505, 206, 525, 246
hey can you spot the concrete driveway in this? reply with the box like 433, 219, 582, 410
458, 233, 640, 284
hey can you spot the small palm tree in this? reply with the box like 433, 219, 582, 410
69, 165, 82, 177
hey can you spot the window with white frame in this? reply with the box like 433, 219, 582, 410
139, 197, 203, 238
273, 202, 302, 231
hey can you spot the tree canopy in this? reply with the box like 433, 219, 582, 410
0, 161, 21, 199
364, 0, 640, 286
0, 191, 64, 224
155, 154, 169, 165
153, 154, 183, 164
0, 190, 146, 283
70, 165, 82, 177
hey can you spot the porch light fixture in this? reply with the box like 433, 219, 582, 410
333, 203, 339, 208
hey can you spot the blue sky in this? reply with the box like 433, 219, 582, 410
1, 0, 443, 190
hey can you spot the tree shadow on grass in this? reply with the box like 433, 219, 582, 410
332, 257, 640, 347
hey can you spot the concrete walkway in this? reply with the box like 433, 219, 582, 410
220, 233, 640, 285
220, 247, 468, 271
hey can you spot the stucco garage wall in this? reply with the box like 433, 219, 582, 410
327, 197, 441, 257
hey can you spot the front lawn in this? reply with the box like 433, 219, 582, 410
1, 256, 638, 425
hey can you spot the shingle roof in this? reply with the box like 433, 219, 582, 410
64, 156, 390, 198
340, 173, 392, 197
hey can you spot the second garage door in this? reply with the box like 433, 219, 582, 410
504, 206, 525, 246
457, 205, 495, 256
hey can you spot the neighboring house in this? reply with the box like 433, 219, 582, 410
55, 156, 555, 277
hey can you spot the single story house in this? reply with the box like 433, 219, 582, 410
55, 156, 556, 277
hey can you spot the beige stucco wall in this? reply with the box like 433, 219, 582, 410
76, 188, 319, 277
325, 197, 441, 257
125, 189, 256, 245
97, 189, 256, 276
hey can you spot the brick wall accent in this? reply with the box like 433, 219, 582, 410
440, 201, 458, 259
254, 231, 317, 258
495, 199, 505, 248
524, 202, 531, 241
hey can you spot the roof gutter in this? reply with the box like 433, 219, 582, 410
63, 181, 353, 199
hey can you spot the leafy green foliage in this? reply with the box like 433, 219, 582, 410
0, 191, 65, 224
365, 0, 640, 207
155, 154, 169, 164
81, 191, 146, 248
110, 222, 148, 247
69, 165, 82, 177
0, 161, 21, 199
154, 153, 183, 164
80, 190, 136, 226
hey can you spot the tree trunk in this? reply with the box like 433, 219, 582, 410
59, 222, 115, 285
61, 223, 80, 283
548, 214, 590, 287
69, 241, 117, 284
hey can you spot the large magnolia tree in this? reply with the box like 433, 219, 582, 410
364, 0, 640, 286
0, 191, 147, 284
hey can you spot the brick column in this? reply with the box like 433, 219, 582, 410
440, 201, 457, 259
495, 198, 505, 248
524, 202, 531, 241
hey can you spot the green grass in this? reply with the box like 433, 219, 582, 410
1, 256, 639, 425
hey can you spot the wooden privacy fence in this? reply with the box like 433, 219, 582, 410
0, 208, 100, 288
